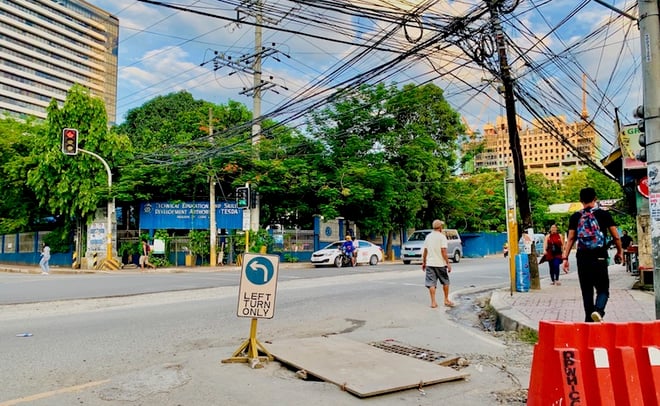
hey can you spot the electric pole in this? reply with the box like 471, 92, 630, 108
488, 1, 539, 289
209, 108, 217, 265
202, 1, 290, 234
250, 0, 263, 232
636, 0, 660, 318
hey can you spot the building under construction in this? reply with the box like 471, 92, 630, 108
467, 114, 598, 182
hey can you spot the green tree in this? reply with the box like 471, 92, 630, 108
306, 82, 465, 254
381, 83, 464, 232
560, 167, 621, 201
451, 171, 507, 232
114, 92, 253, 203
526, 172, 563, 232
26, 84, 131, 224
242, 124, 327, 228
559, 167, 633, 235
0, 116, 45, 233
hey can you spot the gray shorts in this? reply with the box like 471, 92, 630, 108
425, 266, 449, 287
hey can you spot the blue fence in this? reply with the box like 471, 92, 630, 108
0, 233, 71, 266
0, 228, 508, 266
461, 232, 508, 258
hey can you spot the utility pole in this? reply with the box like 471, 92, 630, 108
202, 1, 289, 234
209, 108, 217, 265
250, 0, 263, 232
488, 1, 539, 289
637, 0, 660, 319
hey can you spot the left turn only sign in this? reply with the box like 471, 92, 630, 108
237, 253, 280, 319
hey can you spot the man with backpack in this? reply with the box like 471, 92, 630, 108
562, 187, 623, 322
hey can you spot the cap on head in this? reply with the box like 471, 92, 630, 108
345, 235, 352, 241
432, 219, 444, 230
579, 187, 597, 203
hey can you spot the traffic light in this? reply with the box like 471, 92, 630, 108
634, 105, 647, 162
62, 128, 79, 155
250, 188, 258, 209
236, 186, 250, 208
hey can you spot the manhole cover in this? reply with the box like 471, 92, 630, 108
369, 339, 453, 364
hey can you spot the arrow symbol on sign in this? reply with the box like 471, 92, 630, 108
249, 262, 269, 283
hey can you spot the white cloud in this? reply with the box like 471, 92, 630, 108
87, 0, 643, 152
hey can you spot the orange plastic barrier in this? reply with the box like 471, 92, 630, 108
528, 320, 660, 405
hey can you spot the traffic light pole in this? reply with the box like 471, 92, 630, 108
637, 0, 660, 319
79, 148, 117, 268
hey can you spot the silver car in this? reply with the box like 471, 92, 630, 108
401, 229, 463, 264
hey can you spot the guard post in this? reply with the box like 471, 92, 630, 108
222, 253, 279, 368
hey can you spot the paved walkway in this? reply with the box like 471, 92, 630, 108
490, 263, 657, 331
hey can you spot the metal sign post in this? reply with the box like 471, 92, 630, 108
79, 148, 120, 270
223, 253, 279, 367
505, 167, 519, 295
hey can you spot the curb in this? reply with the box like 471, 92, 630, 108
489, 289, 537, 332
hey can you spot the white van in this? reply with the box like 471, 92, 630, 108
401, 229, 463, 264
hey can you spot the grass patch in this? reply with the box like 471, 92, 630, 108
516, 327, 538, 344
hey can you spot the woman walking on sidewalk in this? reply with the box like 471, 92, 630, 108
543, 224, 565, 285
139, 239, 156, 271
39, 242, 50, 275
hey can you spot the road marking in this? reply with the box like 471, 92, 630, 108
0, 379, 110, 405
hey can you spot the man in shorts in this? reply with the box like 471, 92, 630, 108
422, 219, 454, 308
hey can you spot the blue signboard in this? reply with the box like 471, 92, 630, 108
139, 201, 242, 230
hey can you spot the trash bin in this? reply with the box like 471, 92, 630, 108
515, 253, 530, 292
185, 254, 195, 267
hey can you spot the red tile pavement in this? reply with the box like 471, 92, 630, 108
490, 264, 656, 331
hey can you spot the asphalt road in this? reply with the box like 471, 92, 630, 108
0, 257, 529, 405
0, 257, 511, 305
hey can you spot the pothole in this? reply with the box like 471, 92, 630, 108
98, 363, 191, 402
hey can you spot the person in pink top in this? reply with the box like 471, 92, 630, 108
543, 224, 565, 285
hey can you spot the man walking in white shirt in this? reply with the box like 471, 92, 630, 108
421, 220, 454, 308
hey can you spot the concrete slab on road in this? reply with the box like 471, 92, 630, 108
267, 335, 468, 398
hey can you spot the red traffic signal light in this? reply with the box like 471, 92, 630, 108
62, 128, 79, 155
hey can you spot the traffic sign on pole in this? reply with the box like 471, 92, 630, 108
237, 253, 279, 319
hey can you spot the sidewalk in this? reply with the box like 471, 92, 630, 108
490, 263, 656, 331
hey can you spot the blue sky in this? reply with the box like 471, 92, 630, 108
86, 1, 642, 158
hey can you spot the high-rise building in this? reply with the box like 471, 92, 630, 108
0, 0, 118, 123
465, 114, 598, 182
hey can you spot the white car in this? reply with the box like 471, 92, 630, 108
311, 240, 384, 267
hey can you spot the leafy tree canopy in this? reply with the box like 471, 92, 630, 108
26, 84, 132, 223
0, 116, 45, 233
